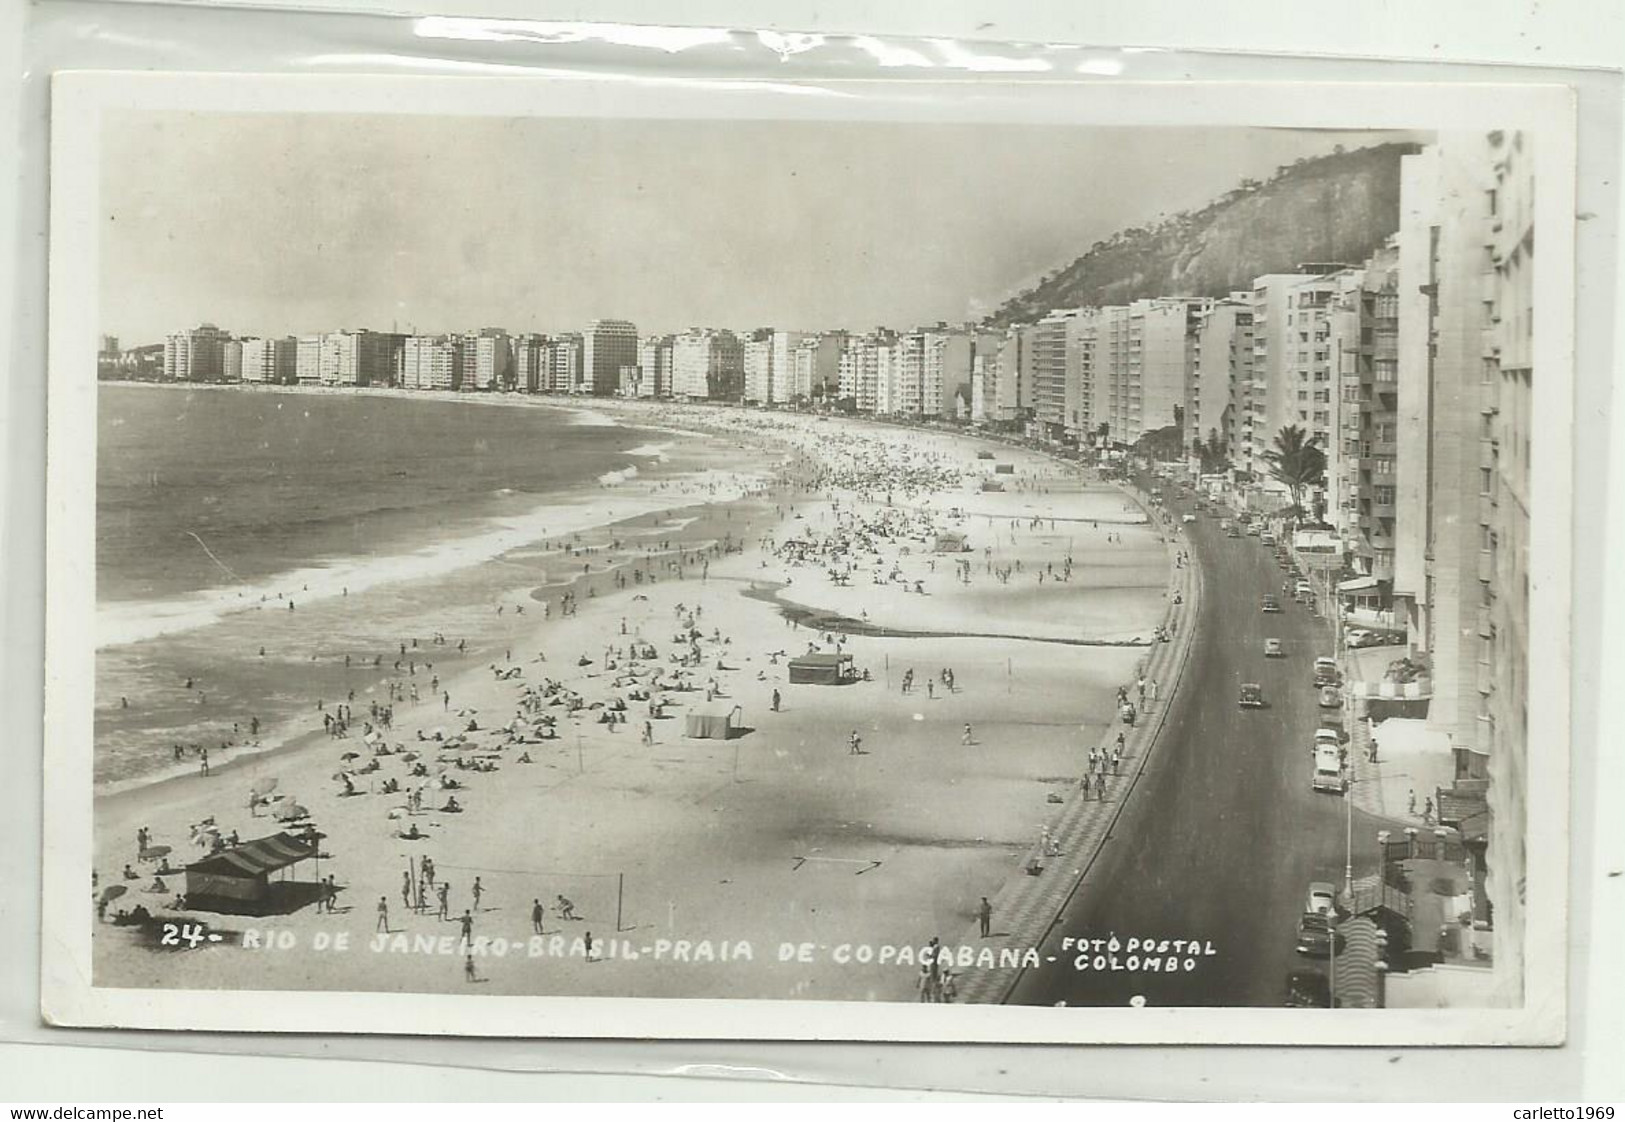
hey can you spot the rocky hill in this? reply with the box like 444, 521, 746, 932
986, 142, 1419, 326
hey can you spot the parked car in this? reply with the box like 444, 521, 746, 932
1318, 685, 1342, 708
1313, 657, 1341, 687
1285, 970, 1332, 1008
1181, 513, 1196, 524
1311, 743, 1347, 794
1247, 524, 1262, 537
1306, 882, 1337, 916
1260, 532, 1277, 546
1239, 682, 1265, 709
1295, 911, 1335, 956
1314, 728, 1346, 752
1264, 638, 1285, 658
1295, 580, 1314, 599
1225, 526, 1240, 538
1261, 595, 1282, 613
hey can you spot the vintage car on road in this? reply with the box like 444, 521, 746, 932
1261, 595, 1282, 613
1318, 685, 1342, 708
1312, 656, 1341, 687
1295, 911, 1334, 956
1239, 682, 1265, 709
1306, 882, 1337, 916
1264, 638, 1285, 658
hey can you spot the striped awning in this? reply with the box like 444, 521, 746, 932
1346, 678, 1432, 700
186, 832, 315, 879
1332, 917, 1384, 1009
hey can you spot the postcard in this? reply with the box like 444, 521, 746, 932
41, 70, 1575, 1043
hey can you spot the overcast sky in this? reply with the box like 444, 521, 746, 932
100, 115, 1411, 343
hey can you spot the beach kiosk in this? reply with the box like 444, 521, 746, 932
994, 463, 1016, 475
684, 704, 742, 740
183, 831, 317, 914
787, 651, 854, 686
980, 479, 1005, 492
933, 530, 970, 554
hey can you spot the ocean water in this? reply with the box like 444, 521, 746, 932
93, 385, 764, 787
98, 385, 661, 609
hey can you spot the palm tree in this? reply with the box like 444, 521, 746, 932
1263, 424, 1326, 516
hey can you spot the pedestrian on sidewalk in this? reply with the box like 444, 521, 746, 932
1408, 789, 1417, 816
1094, 772, 1106, 800
978, 896, 992, 938
1423, 797, 1435, 826
1116, 731, 1126, 754
1112, 748, 1121, 774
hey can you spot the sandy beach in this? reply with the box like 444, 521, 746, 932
92, 401, 1174, 1003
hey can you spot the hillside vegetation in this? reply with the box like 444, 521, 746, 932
987, 142, 1419, 326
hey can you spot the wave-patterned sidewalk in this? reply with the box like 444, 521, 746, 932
955, 481, 1203, 1005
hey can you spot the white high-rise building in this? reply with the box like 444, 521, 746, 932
582, 319, 639, 396
669, 329, 744, 400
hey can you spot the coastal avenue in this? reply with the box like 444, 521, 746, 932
1008, 478, 1384, 1008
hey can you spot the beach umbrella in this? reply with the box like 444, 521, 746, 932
99, 885, 127, 905
340, 751, 360, 762
274, 801, 308, 822
249, 777, 278, 799
401, 751, 419, 762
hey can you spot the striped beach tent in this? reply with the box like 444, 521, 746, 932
1345, 677, 1432, 701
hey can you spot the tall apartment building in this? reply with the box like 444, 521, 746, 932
163, 323, 229, 383
992, 327, 1033, 427
1031, 309, 1079, 441
512, 334, 547, 393
1391, 134, 1535, 1005
1086, 299, 1205, 447
742, 331, 773, 405
838, 330, 893, 414
875, 338, 903, 416
456, 329, 508, 392
669, 328, 744, 400
222, 339, 244, 383
1483, 129, 1534, 1006
932, 331, 974, 419
1249, 269, 1333, 472
581, 319, 639, 396
546, 333, 583, 393
239, 336, 296, 384
1334, 242, 1401, 585
295, 335, 323, 385
476, 331, 514, 391
1191, 296, 1253, 465
637, 335, 673, 399
1140, 298, 1207, 444
1060, 310, 1102, 443
318, 330, 402, 387
400, 335, 462, 391
790, 333, 845, 404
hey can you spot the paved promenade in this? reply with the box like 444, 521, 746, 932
955, 478, 1201, 1005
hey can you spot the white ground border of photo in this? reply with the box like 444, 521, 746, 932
40, 71, 1577, 1045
